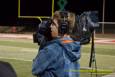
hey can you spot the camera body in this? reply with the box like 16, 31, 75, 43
73, 11, 99, 44
58, 11, 69, 35
33, 11, 99, 45
33, 19, 52, 44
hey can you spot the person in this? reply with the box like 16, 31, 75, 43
0, 61, 17, 77
32, 11, 81, 77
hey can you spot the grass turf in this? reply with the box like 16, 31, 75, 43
0, 38, 115, 77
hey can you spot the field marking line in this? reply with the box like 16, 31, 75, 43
82, 53, 115, 58
0, 45, 38, 52
0, 56, 32, 62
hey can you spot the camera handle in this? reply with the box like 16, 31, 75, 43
89, 31, 98, 77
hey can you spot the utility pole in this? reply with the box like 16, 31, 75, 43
102, 0, 105, 34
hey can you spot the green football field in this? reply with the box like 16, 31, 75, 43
0, 38, 115, 77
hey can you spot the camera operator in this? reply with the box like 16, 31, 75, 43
32, 11, 81, 77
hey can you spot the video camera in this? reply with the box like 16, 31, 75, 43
33, 11, 70, 45
33, 19, 52, 47
33, 11, 99, 45
73, 11, 99, 44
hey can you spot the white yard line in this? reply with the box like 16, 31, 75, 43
0, 56, 32, 62
0, 53, 115, 62
82, 53, 115, 58
0, 45, 38, 52
0, 33, 33, 39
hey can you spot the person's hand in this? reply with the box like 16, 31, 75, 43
50, 19, 59, 38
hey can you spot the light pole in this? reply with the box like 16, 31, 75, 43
102, 0, 105, 34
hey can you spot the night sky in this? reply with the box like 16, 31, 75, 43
0, 0, 115, 26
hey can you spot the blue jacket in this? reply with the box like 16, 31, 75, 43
32, 37, 81, 77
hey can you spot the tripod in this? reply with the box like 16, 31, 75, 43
89, 31, 98, 77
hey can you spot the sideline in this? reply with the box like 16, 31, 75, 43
0, 33, 33, 39
0, 33, 115, 44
